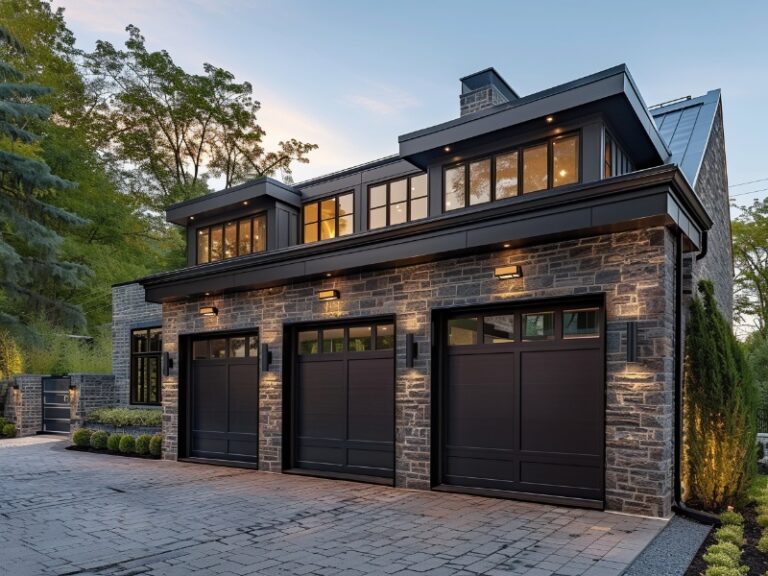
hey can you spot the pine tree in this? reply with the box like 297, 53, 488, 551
684, 280, 758, 510
0, 25, 89, 331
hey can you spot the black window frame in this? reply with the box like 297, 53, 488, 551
367, 173, 428, 229
130, 327, 162, 406
603, 129, 633, 179
195, 213, 267, 265
302, 191, 355, 244
442, 131, 582, 212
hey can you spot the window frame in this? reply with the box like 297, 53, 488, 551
195, 212, 267, 265
302, 191, 355, 244
442, 131, 582, 212
367, 173, 428, 229
130, 327, 162, 406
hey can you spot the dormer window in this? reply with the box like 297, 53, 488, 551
196, 214, 266, 264
303, 192, 354, 243
368, 173, 428, 229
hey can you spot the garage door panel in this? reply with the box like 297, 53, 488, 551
520, 349, 602, 455
348, 358, 393, 443
447, 353, 515, 450
519, 461, 602, 491
194, 365, 228, 432
296, 445, 345, 468
298, 361, 346, 440
228, 364, 259, 435
228, 439, 259, 458
444, 453, 517, 483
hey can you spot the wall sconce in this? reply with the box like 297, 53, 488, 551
317, 289, 340, 301
260, 343, 272, 372
68, 383, 77, 392
627, 321, 638, 363
199, 306, 218, 317
162, 351, 173, 376
494, 265, 523, 280
405, 333, 418, 368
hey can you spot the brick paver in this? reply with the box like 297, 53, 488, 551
0, 438, 664, 575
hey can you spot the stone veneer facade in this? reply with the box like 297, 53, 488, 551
159, 226, 677, 517
112, 282, 163, 406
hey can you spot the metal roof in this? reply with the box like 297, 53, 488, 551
650, 89, 721, 186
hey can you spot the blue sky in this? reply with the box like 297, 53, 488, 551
54, 0, 768, 207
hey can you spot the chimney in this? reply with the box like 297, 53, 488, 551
459, 68, 519, 117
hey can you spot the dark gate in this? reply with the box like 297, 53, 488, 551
289, 319, 395, 482
437, 298, 605, 507
42, 376, 71, 434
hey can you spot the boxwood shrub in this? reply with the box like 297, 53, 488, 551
149, 433, 162, 457
86, 407, 162, 428
135, 434, 152, 455
2, 423, 16, 437
106, 433, 121, 452
72, 428, 92, 447
118, 434, 135, 454
90, 430, 109, 450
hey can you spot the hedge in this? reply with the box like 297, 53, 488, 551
86, 407, 162, 428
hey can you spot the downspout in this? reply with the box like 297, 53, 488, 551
671, 229, 719, 524
695, 230, 709, 261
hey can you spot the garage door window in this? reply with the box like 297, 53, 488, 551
563, 308, 600, 338
299, 323, 394, 355
349, 326, 372, 351
298, 330, 319, 355
483, 315, 515, 343
448, 317, 478, 345
193, 334, 259, 359
376, 324, 395, 350
322, 328, 344, 353
522, 312, 555, 340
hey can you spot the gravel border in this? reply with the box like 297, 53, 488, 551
623, 515, 712, 576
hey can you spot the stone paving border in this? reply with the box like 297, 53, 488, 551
0, 438, 666, 576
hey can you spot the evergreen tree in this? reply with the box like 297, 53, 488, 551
0, 25, 88, 331
685, 280, 758, 510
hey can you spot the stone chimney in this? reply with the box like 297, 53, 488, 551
459, 68, 519, 117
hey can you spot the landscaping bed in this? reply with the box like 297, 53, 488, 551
69, 428, 162, 459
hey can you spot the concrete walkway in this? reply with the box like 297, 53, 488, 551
0, 437, 665, 576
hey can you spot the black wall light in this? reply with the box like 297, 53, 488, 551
162, 351, 173, 376
405, 333, 419, 368
261, 343, 273, 372
627, 321, 638, 363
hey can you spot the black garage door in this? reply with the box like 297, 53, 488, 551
438, 299, 605, 507
188, 333, 260, 464
290, 320, 395, 481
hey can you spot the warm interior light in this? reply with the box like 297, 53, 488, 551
494, 265, 523, 279
559, 169, 567, 177
546, 116, 554, 123
317, 289, 340, 301
199, 306, 218, 316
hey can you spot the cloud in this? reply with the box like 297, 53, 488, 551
344, 83, 421, 116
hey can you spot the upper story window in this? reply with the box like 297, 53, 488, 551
303, 192, 354, 243
369, 173, 428, 229
604, 132, 633, 178
196, 214, 267, 265
444, 133, 580, 211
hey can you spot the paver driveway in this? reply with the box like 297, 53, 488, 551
0, 437, 664, 576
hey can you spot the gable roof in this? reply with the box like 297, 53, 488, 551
650, 89, 721, 186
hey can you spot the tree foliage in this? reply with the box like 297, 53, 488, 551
685, 280, 758, 510
732, 198, 768, 337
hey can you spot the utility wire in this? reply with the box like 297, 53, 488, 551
730, 186, 768, 199
730, 177, 768, 188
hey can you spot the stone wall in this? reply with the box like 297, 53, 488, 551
112, 282, 162, 405
460, 84, 509, 116
160, 226, 676, 517
692, 103, 733, 321
69, 374, 116, 431
3, 375, 44, 436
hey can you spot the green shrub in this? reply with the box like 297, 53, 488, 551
719, 510, 744, 526
90, 431, 109, 450
757, 513, 768, 527
0, 417, 7, 429
86, 407, 162, 428
135, 434, 152, 455
0, 329, 22, 379
704, 551, 741, 569
757, 533, 768, 553
106, 433, 121, 452
72, 428, 92, 447
715, 525, 744, 547
685, 281, 758, 510
705, 542, 741, 562
118, 434, 135, 454
2, 423, 16, 438
149, 434, 162, 457
703, 567, 748, 576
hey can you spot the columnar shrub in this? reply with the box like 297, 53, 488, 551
149, 434, 162, 457
72, 428, 93, 447
106, 433, 121, 452
135, 434, 152, 455
90, 431, 109, 450
118, 434, 135, 454
685, 280, 758, 510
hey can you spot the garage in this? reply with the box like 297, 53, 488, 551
287, 319, 395, 482
187, 332, 260, 464
436, 298, 605, 507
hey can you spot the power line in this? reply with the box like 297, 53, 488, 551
730, 177, 768, 188
730, 186, 768, 199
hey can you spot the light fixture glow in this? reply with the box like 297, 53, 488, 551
243, 201, 249, 205
443, 146, 451, 152
199, 306, 218, 316
317, 289, 340, 301
503, 243, 511, 248
559, 169, 567, 177
494, 265, 523, 280
545, 116, 554, 123
325, 272, 332, 278
189, 216, 195, 221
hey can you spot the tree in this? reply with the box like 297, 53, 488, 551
684, 280, 758, 510
85, 26, 316, 210
732, 198, 768, 338
0, 24, 89, 331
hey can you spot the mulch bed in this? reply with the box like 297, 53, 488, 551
66, 445, 160, 460
684, 503, 768, 576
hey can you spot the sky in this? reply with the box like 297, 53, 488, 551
52, 0, 768, 207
